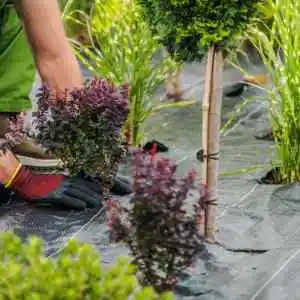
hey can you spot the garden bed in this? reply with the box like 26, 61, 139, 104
1, 61, 299, 300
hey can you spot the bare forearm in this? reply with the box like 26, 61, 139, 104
13, 0, 83, 92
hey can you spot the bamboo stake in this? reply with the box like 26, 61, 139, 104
200, 47, 215, 236
202, 46, 224, 241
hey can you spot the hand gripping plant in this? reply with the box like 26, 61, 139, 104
139, 0, 260, 240
33, 77, 129, 197
107, 147, 205, 292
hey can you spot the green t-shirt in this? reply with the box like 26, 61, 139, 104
0, 0, 34, 112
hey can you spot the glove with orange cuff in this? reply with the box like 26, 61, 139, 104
4, 162, 102, 210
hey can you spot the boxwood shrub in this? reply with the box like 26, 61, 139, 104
0, 231, 174, 299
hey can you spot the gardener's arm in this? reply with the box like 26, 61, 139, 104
13, 0, 83, 93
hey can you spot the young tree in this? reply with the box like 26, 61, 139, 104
138, 1, 206, 100
138, 0, 260, 240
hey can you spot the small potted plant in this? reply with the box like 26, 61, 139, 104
32, 77, 130, 197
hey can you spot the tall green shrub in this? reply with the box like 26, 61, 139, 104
0, 231, 174, 299
71, 0, 194, 146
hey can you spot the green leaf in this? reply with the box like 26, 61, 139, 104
152, 99, 196, 112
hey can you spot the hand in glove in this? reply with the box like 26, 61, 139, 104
1, 150, 102, 210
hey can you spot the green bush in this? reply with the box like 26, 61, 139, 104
245, 0, 300, 183
138, 0, 260, 61
0, 231, 174, 299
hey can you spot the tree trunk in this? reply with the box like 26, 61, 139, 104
201, 46, 224, 241
173, 67, 182, 101
165, 70, 183, 101
165, 74, 174, 98
162, 47, 183, 101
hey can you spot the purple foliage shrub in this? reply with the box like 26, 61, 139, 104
33, 78, 129, 191
0, 113, 26, 151
107, 147, 205, 292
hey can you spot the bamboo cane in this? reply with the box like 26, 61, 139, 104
201, 46, 224, 241
200, 47, 214, 236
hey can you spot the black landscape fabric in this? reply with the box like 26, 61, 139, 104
1, 60, 300, 300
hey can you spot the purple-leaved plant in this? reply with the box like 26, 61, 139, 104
32, 77, 129, 196
107, 146, 205, 292
0, 113, 26, 151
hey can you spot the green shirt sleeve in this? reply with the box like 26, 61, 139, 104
0, 1, 34, 112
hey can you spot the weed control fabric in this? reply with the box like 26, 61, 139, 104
0, 60, 300, 300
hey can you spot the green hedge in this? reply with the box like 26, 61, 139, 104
0, 231, 174, 299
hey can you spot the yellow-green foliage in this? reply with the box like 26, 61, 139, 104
0, 231, 174, 299
60, 0, 93, 39
246, 0, 300, 183
74, 0, 194, 146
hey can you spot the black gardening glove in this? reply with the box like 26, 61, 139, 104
9, 166, 103, 210
110, 175, 132, 196
0, 184, 13, 205
76, 171, 132, 196
37, 176, 103, 209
